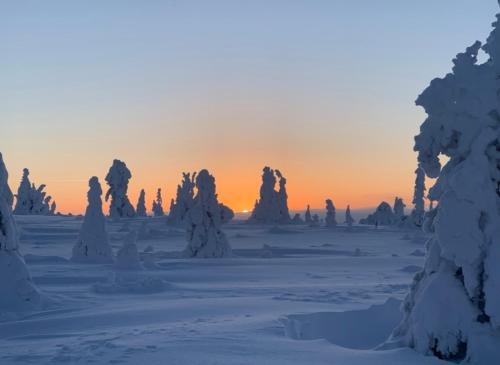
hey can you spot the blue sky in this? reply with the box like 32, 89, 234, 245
1, 0, 498, 213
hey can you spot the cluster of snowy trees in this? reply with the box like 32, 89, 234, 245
359, 166, 428, 228
387, 12, 500, 362
13, 168, 56, 215
70, 165, 234, 263
248, 167, 291, 224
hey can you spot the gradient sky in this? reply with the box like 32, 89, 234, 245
1, 1, 498, 214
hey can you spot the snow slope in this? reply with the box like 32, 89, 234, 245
0, 215, 447, 365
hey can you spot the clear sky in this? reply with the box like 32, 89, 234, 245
1, 0, 498, 214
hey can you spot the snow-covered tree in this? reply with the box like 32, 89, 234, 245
345, 205, 355, 227
13, 169, 54, 215
325, 199, 337, 227
409, 165, 426, 227
152, 188, 164, 217
105, 159, 135, 219
13, 168, 31, 215
389, 14, 500, 362
305, 205, 312, 224
184, 170, 233, 258
393, 197, 406, 224
168, 172, 196, 225
275, 170, 291, 223
50, 200, 57, 215
115, 231, 142, 270
136, 189, 147, 217
360, 202, 395, 226
72, 177, 113, 263
248, 167, 291, 224
0, 153, 41, 310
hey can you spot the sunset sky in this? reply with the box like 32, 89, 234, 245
1, 1, 498, 214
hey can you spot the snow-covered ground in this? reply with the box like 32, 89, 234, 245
0, 216, 446, 365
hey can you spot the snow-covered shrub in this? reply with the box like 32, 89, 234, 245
115, 231, 142, 270
168, 172, 196, 226
0, 153, 41, 311
310, 214, 320, 227
136, 189, 147, 217
345, 205, 355, 227
389, 13, 500, 362
152, 188, 164, 217
248, 167, 291, 224
105, 159, 135, 219
72, 177, 113, 263
184, 170, 232, 258
360, 202, 395, 226
291, 213, 303, 224
325, 199, 337, 227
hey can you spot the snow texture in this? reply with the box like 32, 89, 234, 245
248, 167, 291, 225
72, 177, 113, 263
184, 170, 233, 258
388, 11, 500, 363
105, 159, 136, 219
0, 153, 41, 312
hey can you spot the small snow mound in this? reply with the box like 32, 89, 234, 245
410, 249, 426, 257
93, 273, 171, 294
400, 265, 423, 274
260, 249, 273, 258
283, 298, 402, 350
115, 231, 142, 270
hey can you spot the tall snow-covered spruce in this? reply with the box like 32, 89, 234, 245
389, 9, 500, 363
13, 168, 55, 215
393, 197, 406, 224
152, 188, 164, 217
136, 189, 147, 217
184, 170, 234, 258
13, 168, 31, 215
0, 153, 40, 311
409, 165, 426, 227
248, 167, 291, 224
105, 159, 135, 219
305, 205, 312, 224
168, 172, 196, 225
72, 177, 113, 263
345, 205, 355, 227
325, 199, 337, 227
